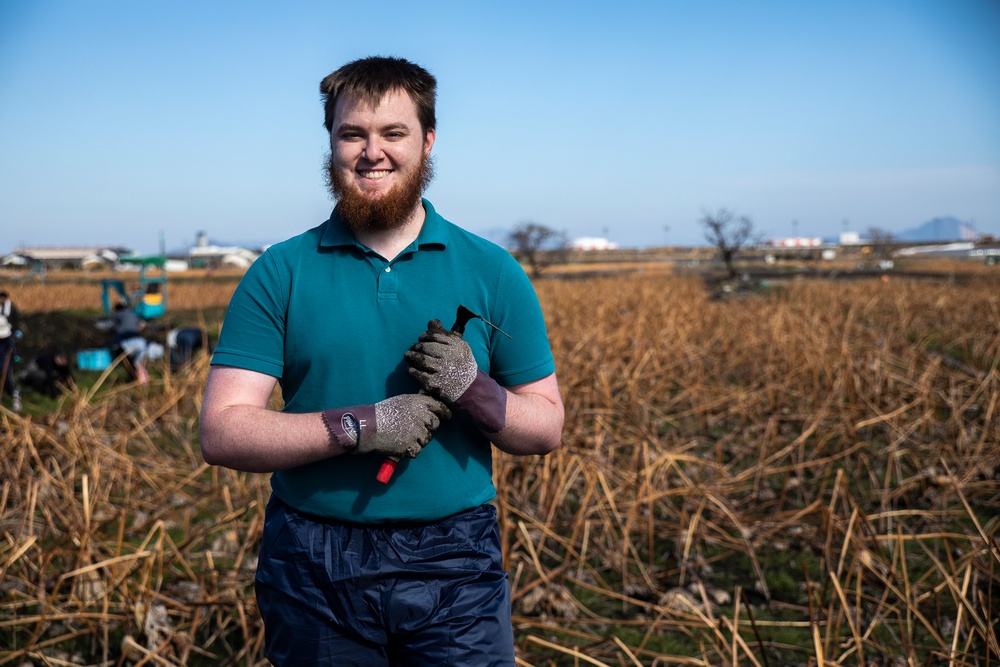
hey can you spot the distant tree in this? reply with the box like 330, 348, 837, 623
699, 208, 755, 278
866, 226, 896, 266
507, 222, 568, 279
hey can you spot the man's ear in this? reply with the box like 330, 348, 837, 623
423, 128, 436, 155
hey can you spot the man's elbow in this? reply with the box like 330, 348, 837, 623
198, 434, 221, 467
200, 448, 222, 467
198, 417, 226, 467
534, 404, 565, 455
535, 436, 561, 456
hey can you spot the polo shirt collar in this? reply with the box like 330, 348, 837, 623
319, 211, 356, 248
414, 199, 447, 249
319, 198, 448, 251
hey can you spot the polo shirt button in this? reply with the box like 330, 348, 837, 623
385, 267, 392, 273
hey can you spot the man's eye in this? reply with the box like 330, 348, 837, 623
339, 132, 363, 140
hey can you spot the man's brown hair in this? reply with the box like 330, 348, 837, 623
320, 56, 437, 137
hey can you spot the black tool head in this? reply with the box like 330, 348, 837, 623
452, 305, 480, 335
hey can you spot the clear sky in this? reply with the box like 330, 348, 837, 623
2, 0, 998, 253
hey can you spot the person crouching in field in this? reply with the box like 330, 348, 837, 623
19, 351, 75, 398
168, 327, 211, 371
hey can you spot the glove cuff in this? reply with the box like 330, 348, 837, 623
454, 370, 507, 434
321, 404, 377, 454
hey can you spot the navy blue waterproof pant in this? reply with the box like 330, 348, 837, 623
255, 497, 515, 666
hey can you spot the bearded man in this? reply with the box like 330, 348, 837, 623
199, 56, 564, 666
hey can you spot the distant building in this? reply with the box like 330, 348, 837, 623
839, 231, 861, 245
767, 237, 823, 248
568, 237, 618, 251
186, 231, 262, 269
2, 246, 129, 270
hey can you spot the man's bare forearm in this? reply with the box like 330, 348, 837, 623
489, 375, 564, 456
199, 366, 347, 472
199, 403, 340, 473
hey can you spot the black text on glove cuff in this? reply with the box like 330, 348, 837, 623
321, 404, 378, 454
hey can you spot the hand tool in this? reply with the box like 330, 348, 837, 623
376, 305, 510, 484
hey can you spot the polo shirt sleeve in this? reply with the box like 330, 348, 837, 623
210, 250, 288, 378
488, 254, 556, 387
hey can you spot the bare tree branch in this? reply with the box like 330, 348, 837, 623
699, 208, 755, 278
866, 227, 896, 262
507, 222, 568, 278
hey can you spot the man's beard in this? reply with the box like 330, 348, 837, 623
325, 151, 435, 233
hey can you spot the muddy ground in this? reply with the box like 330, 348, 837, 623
15, 310, 218, 363
18, 312, 110, 359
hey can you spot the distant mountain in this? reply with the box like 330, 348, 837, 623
895, 217, 977, 243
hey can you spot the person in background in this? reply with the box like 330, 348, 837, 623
110, 302, 144, 346
0, 290, 23, 412
199, 56, 564, 665
110, 303, 149, 383
19, 350, 75, 398
167, 326, 209, 371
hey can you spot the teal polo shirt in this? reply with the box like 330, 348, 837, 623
211, 199, 556, 522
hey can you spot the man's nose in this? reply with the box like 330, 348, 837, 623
362, 137, 383, 161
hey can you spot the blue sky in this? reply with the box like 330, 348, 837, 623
1, 0, 998, 253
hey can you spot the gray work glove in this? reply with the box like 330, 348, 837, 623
405, 319, 508, 434
405, 319, 477, 403
322, 394, 451, 459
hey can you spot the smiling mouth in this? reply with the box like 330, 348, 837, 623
359, 170, 391, 180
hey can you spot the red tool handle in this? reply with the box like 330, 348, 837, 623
376, 306, 479, 484
376, 457, 398, 484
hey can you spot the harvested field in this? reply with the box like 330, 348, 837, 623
1, 265, 998, 666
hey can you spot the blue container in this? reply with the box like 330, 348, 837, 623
77, 348, 112, 371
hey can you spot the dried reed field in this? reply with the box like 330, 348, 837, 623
4, 272, 244, 313
1, 267, 998, 666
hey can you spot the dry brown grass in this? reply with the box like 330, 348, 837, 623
3, 270, 243, 313
1, 267, 998, 666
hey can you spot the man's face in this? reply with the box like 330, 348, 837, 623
326, 89, 435, 233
